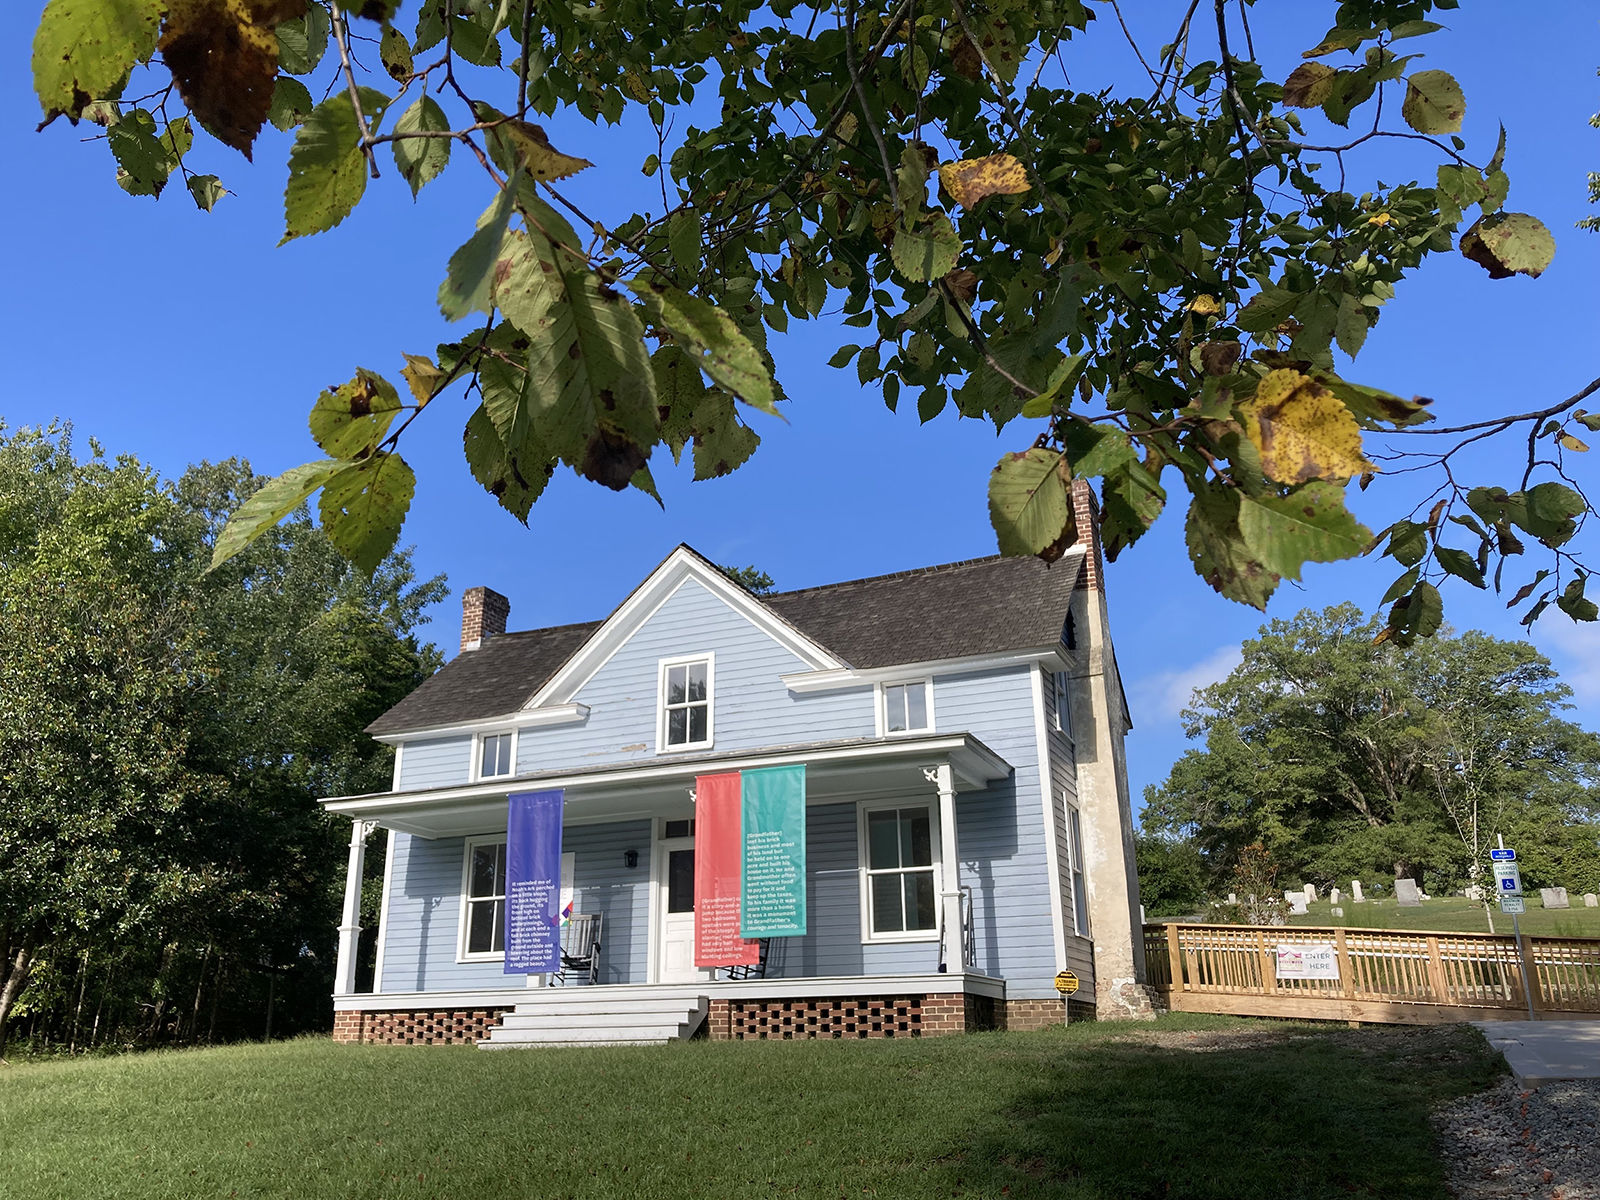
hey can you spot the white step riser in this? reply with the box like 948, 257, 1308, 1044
481, 1039, 669, 1050
488, 1024, 692, 1044
500, 1012, 699, 1030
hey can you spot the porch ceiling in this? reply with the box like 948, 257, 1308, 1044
321, 732, 1011, 839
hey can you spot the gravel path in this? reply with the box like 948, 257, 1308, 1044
1433, 1076, 1600, 1199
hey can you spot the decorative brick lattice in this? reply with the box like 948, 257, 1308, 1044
725, 996, 926, 1040
332, 1008, 511, 1045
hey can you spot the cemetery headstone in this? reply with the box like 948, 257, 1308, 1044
1330, 887, 1342, 905
1395, 878, 1422, 907
1331, 907, 1344, 917
1585, 894, 1598, 908
1352, 880, 1365, 902
1304, 883, 1317, 902
1288, 894, 1309, 915
1540, 887, 1570, 909
1227, 892, 1238, 904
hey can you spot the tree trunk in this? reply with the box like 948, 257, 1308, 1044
0, 942, 36, 1055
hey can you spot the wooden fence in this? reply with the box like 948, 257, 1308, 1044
1143, 923, 1600, 1025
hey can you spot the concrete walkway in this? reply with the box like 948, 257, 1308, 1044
1473, 1020, 1600, 1086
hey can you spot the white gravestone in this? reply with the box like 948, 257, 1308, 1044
1395, 878, 1422, 907
1540, 887, 1570, 909
1227, 892, 1238, 904
1352, 880, 1365, 903
1304, 883, 1317, 902
1288, 894, 1309, 915
1330, 887, 1342, 906
1284, 890, 1298, 905
1331, 907, 1344, 917
1585, 894, 1598, 908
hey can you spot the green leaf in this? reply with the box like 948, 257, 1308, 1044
896, 143, 931, 215
463, 402, 550, 522
1020, 353, 1088, 418
380, 24, 413, 81
1381, 565, 1421, 604
1185, 482, 1278, 610
1235, 282, 1303, 333
1435, 545, 1487, 588
1401, 69, 1465, 135
268, 76, 315, 131
688, 391, 760, 480
1302, 25, 1376, 58
1556, 576, 1598, 622
1387, 520, 1428, 567
449, 16, 502, 67
1334, 292, 1369, 358
891, 213, 961, 283
1519, 481, 1585, 546
208, 459, 349, 571
32, 0, 162, 123
108, 107, 171, 196
988, 448, 1072, 558
309, 369, 404, 460
438, 174, 520, 321
282, 88, 391, 243
392, 94, 451, 196
1460, 212, 1556, 280
1101, 459, 1166, 561
318, 453, 416, 574
1384, 581, 1443, 646
187, 173, 225, 211
1237, 482, 1373, 582
668, 208, 700, 280
1063, 423, 1137, 480
276, 6, 330, 76
488, 229, 561, 341
627, 280, 776, 414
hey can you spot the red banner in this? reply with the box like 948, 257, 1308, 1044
694, 772, 761, 967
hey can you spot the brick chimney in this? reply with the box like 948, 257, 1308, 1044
1070, 478, 1104, 592
460, 586, 510, 653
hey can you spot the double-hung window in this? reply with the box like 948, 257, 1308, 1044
461, 838, 507, 959
479, 732, 514, 778
1066, 803, 1089, 936
880, 679, 931, 735
1052, 671, 1073, 740
659, 656, 713, 750
861, 805, 939, 939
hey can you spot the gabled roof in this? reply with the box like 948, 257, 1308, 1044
367, 544, 1083, 737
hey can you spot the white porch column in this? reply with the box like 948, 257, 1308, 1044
334, 819, 375, 995
927, 763, 965, 973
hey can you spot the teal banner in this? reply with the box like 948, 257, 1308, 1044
740, 764, 807, 937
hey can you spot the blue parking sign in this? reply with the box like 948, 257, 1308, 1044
1490, 848, 1516, 861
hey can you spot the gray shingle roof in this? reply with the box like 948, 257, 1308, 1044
367, 548, 1082, 736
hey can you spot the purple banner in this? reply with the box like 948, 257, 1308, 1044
505, 789, 564, 974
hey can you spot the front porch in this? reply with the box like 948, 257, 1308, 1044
331, 972, 1017, 1046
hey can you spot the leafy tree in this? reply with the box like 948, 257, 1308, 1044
0, 429, 445, 1051
1133, 833, 1209, 920
24, 0, 1596, 641
720, 563, 776, 595
1142, 604, 1600, 896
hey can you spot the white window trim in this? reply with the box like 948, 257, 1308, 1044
873, 677, 935, 738
655, 652, 715, 754
1064, 797, 1090, 938
471, 728, 518, 782
1052, 671, 1074, 743
856, 800, 943, 944
457, 833, 509, 963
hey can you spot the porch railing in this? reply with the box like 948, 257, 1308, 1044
1144, 922, 1600, 1024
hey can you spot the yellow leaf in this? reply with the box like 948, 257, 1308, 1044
1367, 212, 1393, 226
494, 118, 593, 181
938, 153, 1030, 210
1559, 433, 1590, 452
1239, 369, 1373, 484
400, 353, 446, 405
1188, 294, 1221, 315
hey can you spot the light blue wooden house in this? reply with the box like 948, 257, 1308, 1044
327, 486, 1151, 1045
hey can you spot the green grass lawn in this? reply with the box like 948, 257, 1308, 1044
1280, 894, 1600, 937
0, 1014, 1506, 1200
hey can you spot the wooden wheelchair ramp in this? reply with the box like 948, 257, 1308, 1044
1144, 923, 1600, 1025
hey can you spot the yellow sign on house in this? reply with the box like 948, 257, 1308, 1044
1054, 970, 1080, 996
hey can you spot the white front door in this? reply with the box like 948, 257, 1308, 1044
658, 838, 699, 983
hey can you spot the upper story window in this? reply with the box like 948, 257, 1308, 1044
479, 732, 514, 778
860, 804, 940, 941
460, 838, 507, 959
659, 655, 713, 751
880, 679, 931, 735
1053, 671, 1073, 740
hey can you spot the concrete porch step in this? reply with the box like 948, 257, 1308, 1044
479, 994, 708, 1048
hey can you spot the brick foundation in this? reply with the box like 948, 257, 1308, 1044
1002, 997, 1098, 1030
704, 992, 1011, 1040
333, 1008, 512, 1045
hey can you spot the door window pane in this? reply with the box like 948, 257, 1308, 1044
667, 848, 695, 913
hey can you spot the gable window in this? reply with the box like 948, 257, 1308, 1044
659, 655, 713, 750
1053, 672, 1073, 740
860, 804, 940, 941
479, 732, 514, 779
1066, 803, 1090, 936
880, 680, 932, 735
460, 838, 507, 959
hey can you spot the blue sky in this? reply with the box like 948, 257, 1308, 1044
3, 3, 1596, 811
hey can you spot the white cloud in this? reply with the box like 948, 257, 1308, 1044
1129, 644, 1243, 726
1533, 618, 1600, 706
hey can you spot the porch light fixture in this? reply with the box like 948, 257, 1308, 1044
624, 850, 639, 869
